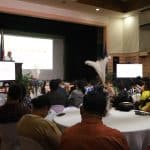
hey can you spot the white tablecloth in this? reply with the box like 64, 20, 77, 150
45, 106, 79, 121
52, 107, 150, 150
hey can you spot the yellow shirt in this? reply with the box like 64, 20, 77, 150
139, 91, 150, 112
141, 102, 150, 112
17, 114, 61, 150
141, 91, 150, 101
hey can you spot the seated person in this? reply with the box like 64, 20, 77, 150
104, 80, 116, 98
68, 80, 84, 107
56, 79, 68, 99
0, 83, 30, 123
60, 88, 129, 150
47, 79, 67, 113
138, 79, 150, 112
17, 95, 61, 150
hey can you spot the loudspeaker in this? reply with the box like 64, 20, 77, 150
113, 56, 119, 74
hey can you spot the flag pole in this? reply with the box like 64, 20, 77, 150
0, 29, 4, 61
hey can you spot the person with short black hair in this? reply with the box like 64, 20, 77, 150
0, 83, 30, 123
31, 95, 51, 112
17, 95, 61, 150
47, 79, 67, 113
60, 89, 129, 150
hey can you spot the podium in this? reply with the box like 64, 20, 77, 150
15, 62, 22, 80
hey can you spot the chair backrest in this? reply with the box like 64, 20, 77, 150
0, 123, 19, 150
19, 136, 44, 150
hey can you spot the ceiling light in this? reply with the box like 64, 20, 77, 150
96, 8, 100, 12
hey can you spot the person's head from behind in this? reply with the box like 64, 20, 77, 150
56, 78, 62, 85
7, 83, 22, 102
80, 88, 107, 118
49, 79, 59, 91
31, 95, 51, 117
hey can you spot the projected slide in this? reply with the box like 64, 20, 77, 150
4, 34, 53, 70
117, 64, 143, 78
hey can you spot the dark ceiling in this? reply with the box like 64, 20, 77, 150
77, 0, 150, 12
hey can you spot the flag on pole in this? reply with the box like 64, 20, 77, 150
96, 28, 108, 59
102, 42, 108, 58
0, 30, 4, 60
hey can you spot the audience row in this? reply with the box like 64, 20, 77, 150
0, 82, 129, 150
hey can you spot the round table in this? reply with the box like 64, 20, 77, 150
53, 107, 150, 150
